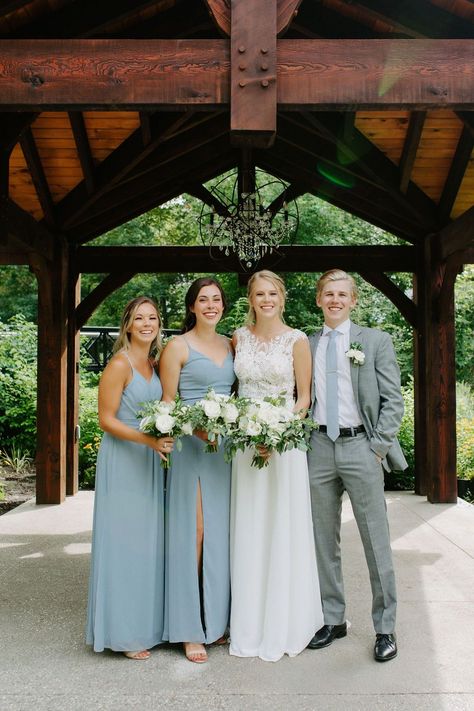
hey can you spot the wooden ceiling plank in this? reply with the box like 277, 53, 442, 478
19, 127, 56, 227
68, 111, 96, 195
1, 40, 473, 110
399, 111, 426, 194
437, 126, 474, 221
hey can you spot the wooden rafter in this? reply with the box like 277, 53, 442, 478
399, 111, 426, 195
68, 111, 96, 195
75, 272, 137, 329
57, 111, 220, 229
437, 126, 474, 222
19, 127, 56, 227
316, 0, 424, 38
277, 113, 437, 232
427, 0, 474, 23
0, 196, 53, 260
205, 0, 303, 37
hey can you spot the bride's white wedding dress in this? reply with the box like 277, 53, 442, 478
229, 327, 323, 662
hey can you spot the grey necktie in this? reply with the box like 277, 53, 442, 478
326, 330, 340, 441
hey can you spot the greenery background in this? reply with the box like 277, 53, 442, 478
1, 190, 473, 492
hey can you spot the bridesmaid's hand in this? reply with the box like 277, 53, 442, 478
148, 436, 174, 462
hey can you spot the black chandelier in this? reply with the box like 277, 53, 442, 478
198, 168, 299, 270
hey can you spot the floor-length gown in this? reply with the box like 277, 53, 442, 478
230, 327, 323, 661
86, 365, 165, 653
163, 339, 234, 644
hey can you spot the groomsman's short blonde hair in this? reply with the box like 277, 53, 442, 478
316, 269, 358, 300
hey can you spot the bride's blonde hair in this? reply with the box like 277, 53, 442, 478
246, 270, 286, 325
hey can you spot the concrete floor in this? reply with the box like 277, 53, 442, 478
1, 491, 473, 711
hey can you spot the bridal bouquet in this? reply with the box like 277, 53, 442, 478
225, 395, 317, 469
186, 389, 241, 453
137, 397, 192, 466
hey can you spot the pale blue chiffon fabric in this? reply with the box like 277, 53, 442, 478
86, 367, 165, 652
163, 343, 234, 644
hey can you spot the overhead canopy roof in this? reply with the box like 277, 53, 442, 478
0, 0, 473, 250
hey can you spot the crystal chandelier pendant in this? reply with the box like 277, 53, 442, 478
199, 169, 299, 271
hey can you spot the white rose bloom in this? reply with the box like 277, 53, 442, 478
246, 420, 262, 437
222, 403, 239, 423
202, 400, 221, 418
355, 351, 365, 364
270, 421, 287, 436
155, 414, 175, 433
139, 416, 153, 430
181, 421, 194, 436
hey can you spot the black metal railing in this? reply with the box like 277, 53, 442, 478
80, 327, 180, 372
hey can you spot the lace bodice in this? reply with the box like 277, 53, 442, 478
234, 327, 307, 406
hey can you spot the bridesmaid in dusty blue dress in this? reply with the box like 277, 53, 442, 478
86, 296, 174, 660
159, 277, 234, 664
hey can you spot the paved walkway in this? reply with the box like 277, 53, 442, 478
1, 491, 473, 711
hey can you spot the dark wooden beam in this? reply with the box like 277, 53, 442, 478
230, 0, 277, 147
0, 249, 29, 264
0, 40, 473, 109
77, 245, 417, 274
68, 111, 96, 195
186, 183, 231, 218
359, 270, 417, 327
76, 272, 136, 329
0, 112, 38, 151
19, 127, 56, 227
437, 126, 474, 222
267, 182, 307, 217
57, 111, 222, 229
291, 112, 437, 229
399, 111, 426, 194
0, 196, 54, 260
435, 205, 474, 260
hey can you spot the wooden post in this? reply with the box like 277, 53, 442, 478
415, 236, 459, 503
66, 256, 80, 496
30, 242, 68, 504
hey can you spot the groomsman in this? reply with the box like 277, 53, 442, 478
307, 269, 407, 662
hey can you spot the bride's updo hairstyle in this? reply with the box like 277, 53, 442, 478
182, 277, 228, 333
113, 296, 162, 358
246, 270, 286, 324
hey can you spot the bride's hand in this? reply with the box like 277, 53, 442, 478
256, 444, 271, 461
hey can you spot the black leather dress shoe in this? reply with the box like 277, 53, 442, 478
307, 623, 347, 649
374, 633, 397, 662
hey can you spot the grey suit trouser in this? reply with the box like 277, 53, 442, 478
307, 430, 397, 634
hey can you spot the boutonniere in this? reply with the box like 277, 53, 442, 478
346, 342, 365, 366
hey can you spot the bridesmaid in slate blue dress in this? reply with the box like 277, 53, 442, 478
86, 296, 174, 660
159, 278, 234, 664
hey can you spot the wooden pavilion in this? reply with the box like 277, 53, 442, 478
0, 0, 473, 505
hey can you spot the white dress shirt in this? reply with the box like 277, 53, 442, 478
313, 319, 363, 427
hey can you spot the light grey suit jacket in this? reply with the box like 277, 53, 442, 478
309, 322, 408, 473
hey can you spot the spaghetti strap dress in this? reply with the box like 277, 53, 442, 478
163, 339, 234, 644
86, 361, 165, 653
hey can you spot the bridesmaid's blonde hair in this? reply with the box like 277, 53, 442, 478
113, 296, 162, 358
246, 270, 286, 324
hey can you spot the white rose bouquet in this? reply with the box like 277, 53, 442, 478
186, 389, 241, 454
137, 397, 191, 467
225, 395, 317, 469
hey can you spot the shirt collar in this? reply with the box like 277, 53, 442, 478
322, 319, 351, 336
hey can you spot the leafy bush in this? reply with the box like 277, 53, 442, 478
457, 418, 474, 481
388, 382, 415, 490
78, 385, 101, 489
0, 316, 37, 455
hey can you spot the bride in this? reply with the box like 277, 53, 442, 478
229, 270, 323, 662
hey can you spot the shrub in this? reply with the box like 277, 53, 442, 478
385, 382, 415, 490
0, 316, 37, 455
78, 385, 101, 489
457, 418, 474, 480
